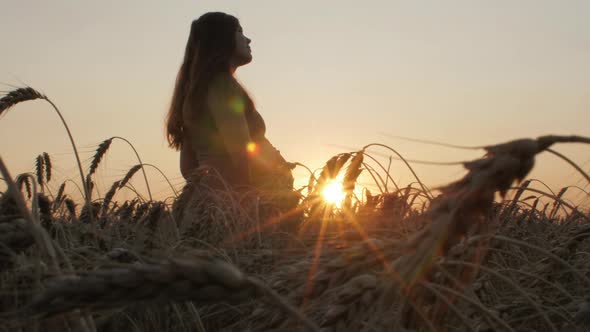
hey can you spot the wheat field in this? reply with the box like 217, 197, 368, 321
1, 87, 590, 331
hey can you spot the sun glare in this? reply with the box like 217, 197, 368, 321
322, 180, 346, 207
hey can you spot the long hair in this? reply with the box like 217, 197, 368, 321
166, 12, 252, 150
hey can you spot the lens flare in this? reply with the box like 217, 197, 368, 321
228, 96, 245, 113
322, 180, 346, 207
246, 141, 258, 155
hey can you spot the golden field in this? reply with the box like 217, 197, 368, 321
1, 87, 589, 331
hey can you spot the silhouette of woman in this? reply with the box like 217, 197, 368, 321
166, 12, 294, 191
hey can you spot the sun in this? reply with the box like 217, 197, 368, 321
322, 180, 346, 207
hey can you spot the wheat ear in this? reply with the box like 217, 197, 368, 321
25, 258, 320, 331
42, 152, 51, 182
1, 87, 91, 221
342, 151, 364, 210
0, 87, 44, 113
16, 174, 32, 199
54, 182, 66, 209
34, 155, 44, 188
88, 138, 112, 177
119, 164, 142, 189
111, 136, 152, 200
89, 137, 153, 200
102, 180, 120, 213
395, 135, 590, 289
0, 156, 59, 272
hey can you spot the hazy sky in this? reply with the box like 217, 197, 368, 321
1, 1, 589, 206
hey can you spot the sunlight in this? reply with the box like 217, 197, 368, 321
322, 180, 346, 207
246, 141, 259, 155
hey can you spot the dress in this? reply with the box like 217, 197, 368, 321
181, 80, 293, 190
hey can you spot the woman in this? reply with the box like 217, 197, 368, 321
165, 12, 294, 191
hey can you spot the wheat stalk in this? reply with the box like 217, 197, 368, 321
0, 156, 59, 272
102, 180, 120, 213
1, 87, 92, 220
89, 137, 153, 200
342, 151, 364, 210
350, 135, 590, 330
313, 154, 351, 196
549, 187, 568, 219
393, 137, 571, 287
504, 179, 531, 217
85, 175, 94, 201
421, 141, 582, 267
360, 151, 400, 192
64, 198, 76, 218
119, 164, 142, 189
142, 163, 179, 197
111, 136, 152, 201
506, 186, 587, 221
0, 218, 35, 257
363, 143, 432, 198
54, 182, 66, 209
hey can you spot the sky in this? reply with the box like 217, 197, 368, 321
1, 1, 589, 207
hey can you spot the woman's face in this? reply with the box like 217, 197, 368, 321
233, 24, 252, 66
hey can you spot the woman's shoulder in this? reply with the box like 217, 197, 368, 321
209, 73, 240, 95
207, 74, 247, 111
183, 74, 236, 116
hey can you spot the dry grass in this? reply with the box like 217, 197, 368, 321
1, 87, 590, 331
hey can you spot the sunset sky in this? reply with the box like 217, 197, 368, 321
1, 1, 589, 207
